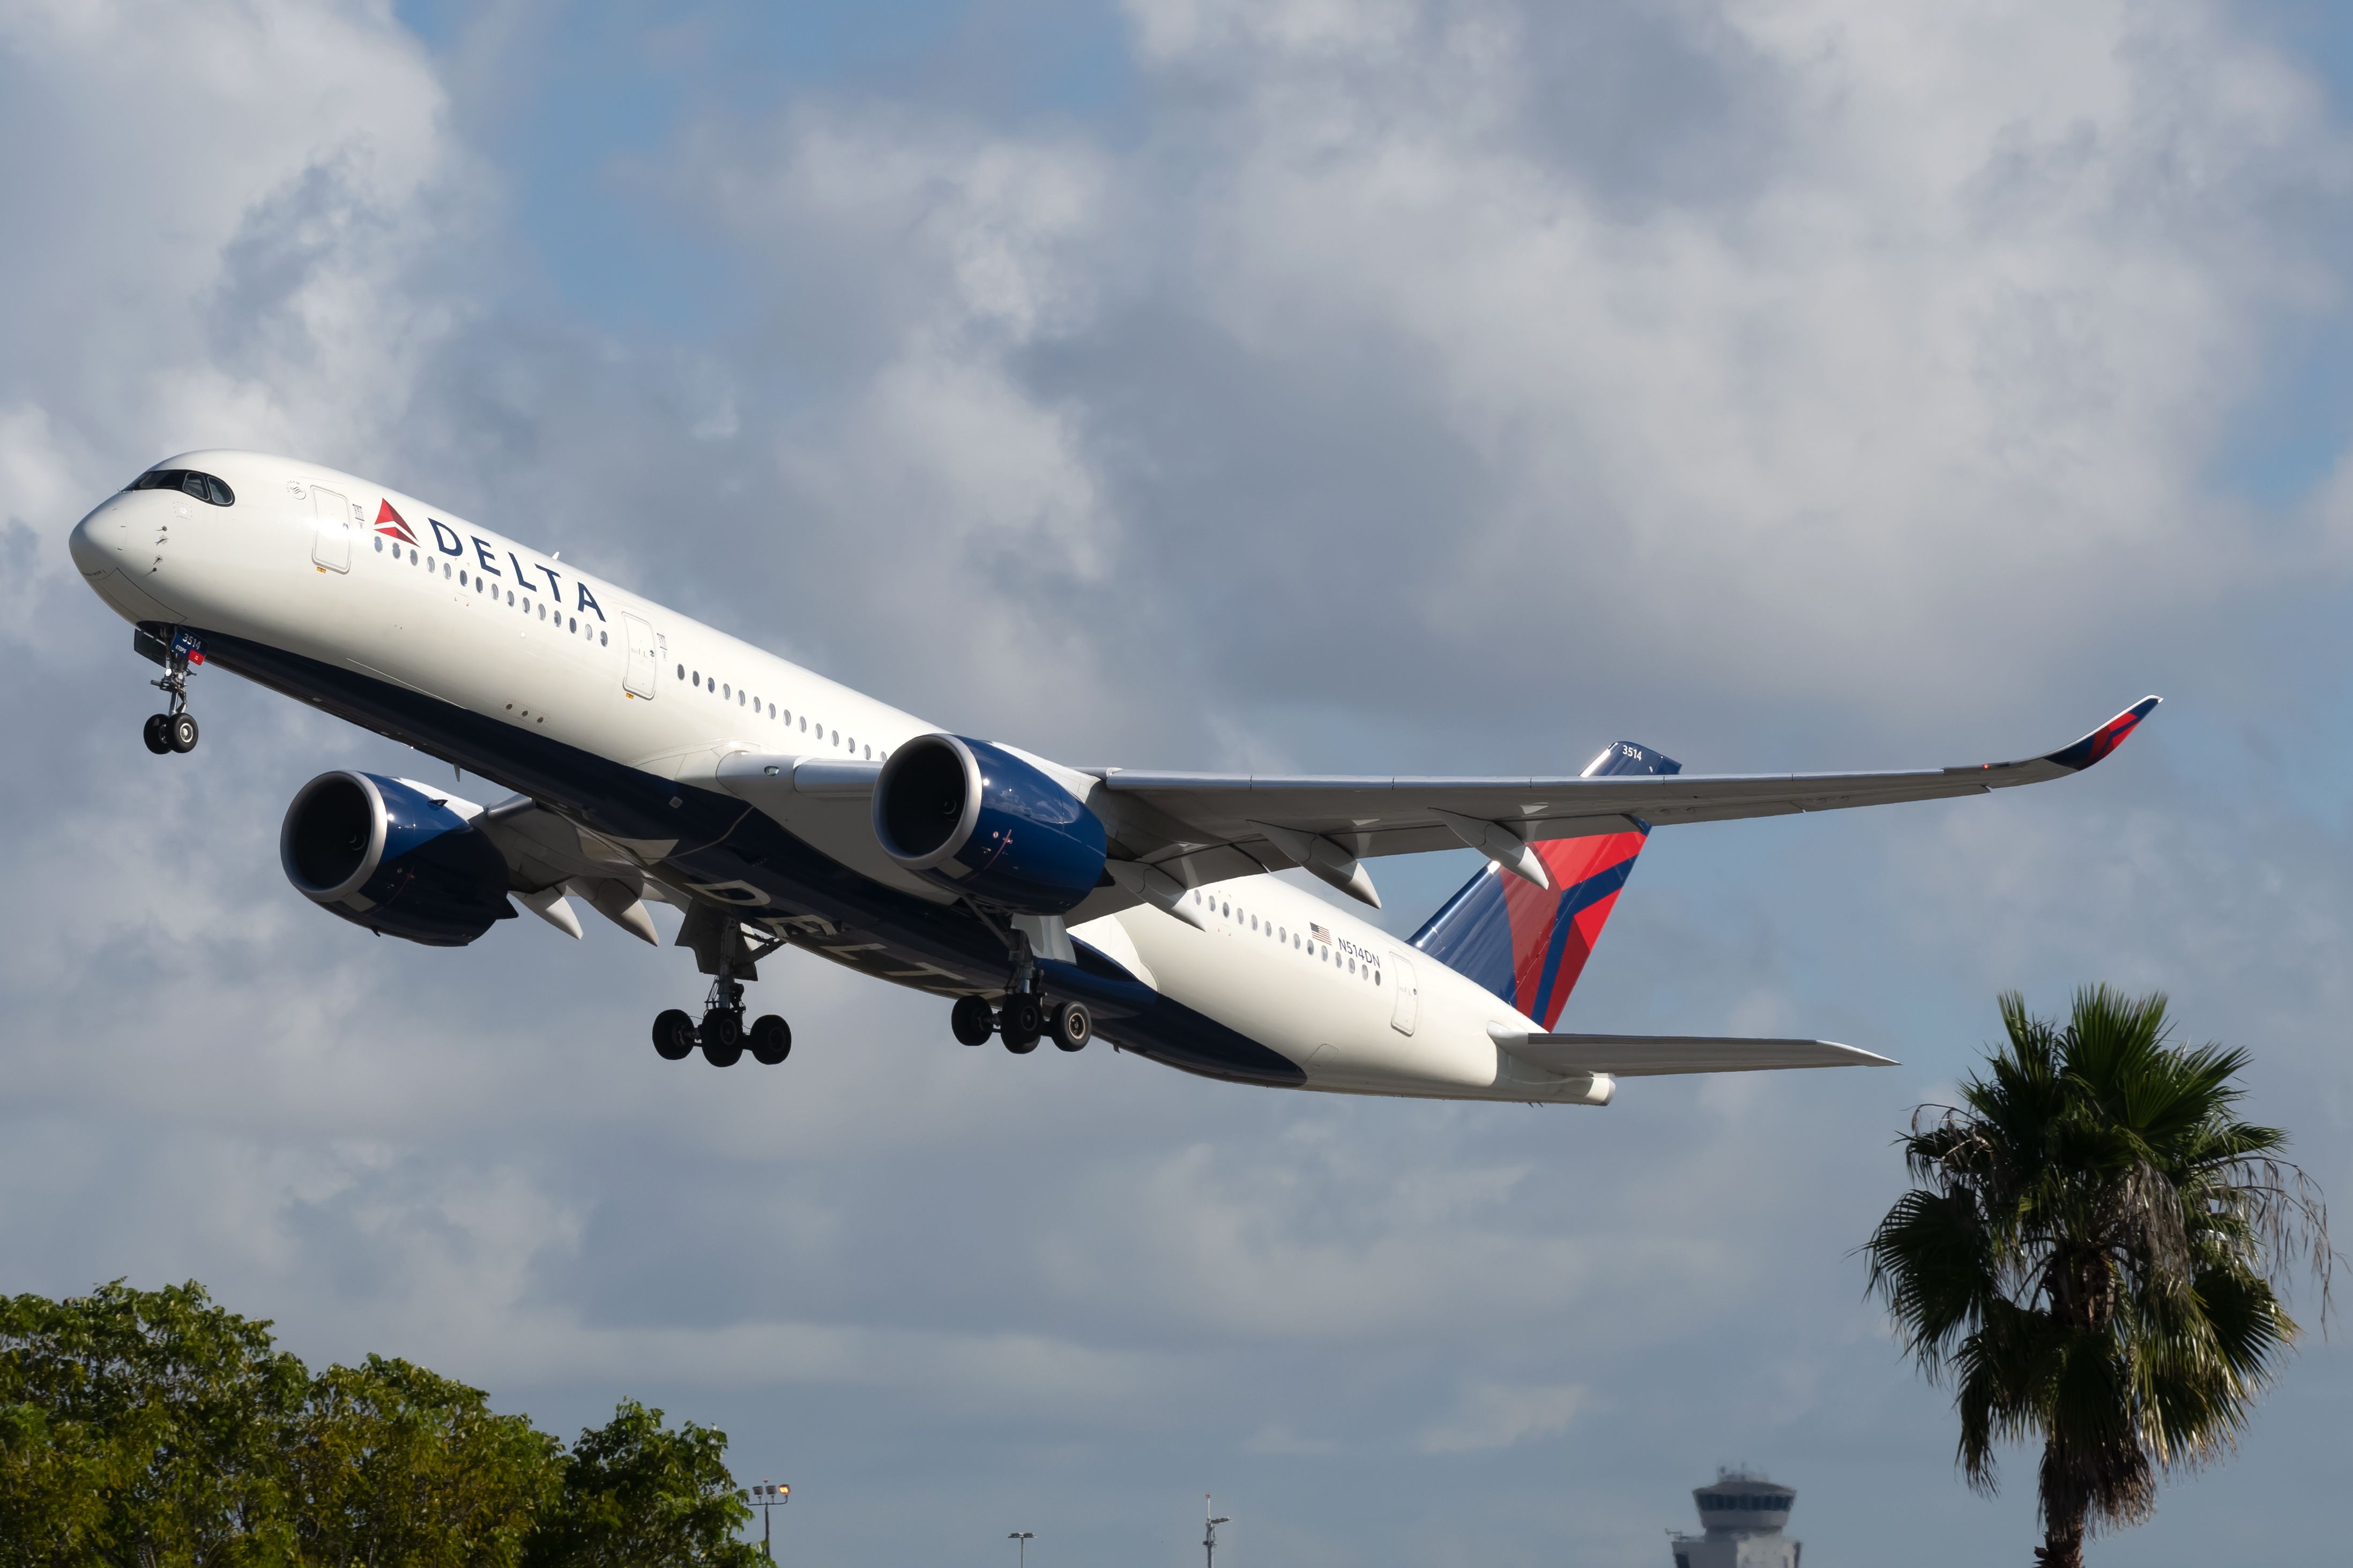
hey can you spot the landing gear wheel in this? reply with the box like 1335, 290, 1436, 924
951, 996, 994, 1047
749, 1014, 792, 1065
167, 713, 199, 753
1002, 994, 1044, 1053
652, 1009, 695, 1061
701, 1007, 743, 1065
142, 714, 172, 755
1050, 1001, 1091, 1052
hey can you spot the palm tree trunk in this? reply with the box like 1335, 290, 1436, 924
2035, 1514, 2086, 1568
2036, 1436, 2089, 1568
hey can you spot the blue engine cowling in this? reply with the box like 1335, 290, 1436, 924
872, 735, 1107, 915
280, 771, 516, 946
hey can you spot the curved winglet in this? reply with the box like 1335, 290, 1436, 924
2041, 696, 2161, 773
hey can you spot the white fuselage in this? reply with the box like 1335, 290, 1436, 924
69, 450, 1604, 1105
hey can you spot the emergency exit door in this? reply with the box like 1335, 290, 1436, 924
621, 613, 659, 699
1388, 950, 1419, 1035
309, 486, 352, 572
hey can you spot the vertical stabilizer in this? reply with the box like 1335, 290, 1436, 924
1408, 741, 1678, 1027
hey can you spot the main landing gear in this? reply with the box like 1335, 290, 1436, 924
952, 905, 1092, 1055
142, 633, 201, 755
654, 905, 792, 1067
653, 978, 792, 1068
951, 992, 1091, 1054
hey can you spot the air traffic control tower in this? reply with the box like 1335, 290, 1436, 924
1667, 1470, 1800, 1568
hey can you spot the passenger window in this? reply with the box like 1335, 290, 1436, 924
568, 617, 576, 632
374, 536, 383, 554
831, 730, 838, 745
677, 665, 685, 680
865, 744, 872, 759
539, 602, 546, 620
600, 631, 608, 646
768, 704, 776, 719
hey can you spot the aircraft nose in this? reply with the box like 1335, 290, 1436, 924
67, 505, 122, 577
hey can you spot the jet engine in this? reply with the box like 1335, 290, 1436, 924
872, 734, 1107, 915
280, 771, 516, 946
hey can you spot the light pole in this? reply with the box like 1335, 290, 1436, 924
747, 1481, 788, 1561
1009, 1530, 1034, 1568
1204, 1495, 1230, 1568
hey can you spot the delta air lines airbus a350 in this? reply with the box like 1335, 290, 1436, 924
70, 452, 2160, 1101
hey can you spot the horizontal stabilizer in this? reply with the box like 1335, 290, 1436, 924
1489, 1025, 1896, 1077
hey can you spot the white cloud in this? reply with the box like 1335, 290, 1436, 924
1419, 1378, 1587, 1452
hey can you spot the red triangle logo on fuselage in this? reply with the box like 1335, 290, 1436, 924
374, 499, 420, 547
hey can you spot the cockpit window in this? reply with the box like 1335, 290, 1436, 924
126, 468, 233, 506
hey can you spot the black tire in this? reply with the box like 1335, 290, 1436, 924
167, 713, 199, 753
950, 995, 994, 1046
749, 1014, 792, 1065
142, 714, 172, 755
652, 1009, 696, 1060
703, 1035, 743, 1067
702, 1007, 742, 1051
1051, 1001, 1091, 1052
1002, 994, 1043, 1053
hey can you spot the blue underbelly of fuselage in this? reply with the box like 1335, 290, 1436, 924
191, 626, 1307, 1088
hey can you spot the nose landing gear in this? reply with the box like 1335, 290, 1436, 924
139, 628, 203, 755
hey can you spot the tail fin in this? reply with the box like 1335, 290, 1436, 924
1409, 740, 1680, 1028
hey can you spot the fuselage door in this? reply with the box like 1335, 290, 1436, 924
309, 486, 352, 573
1388, 950, 1419, 1036
621, 613, 658, 699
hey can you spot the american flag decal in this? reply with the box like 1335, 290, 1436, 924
1309, 923, 1331, 944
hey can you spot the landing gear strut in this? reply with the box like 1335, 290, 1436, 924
143, 631, 202, 755
651, 905, 791, 1067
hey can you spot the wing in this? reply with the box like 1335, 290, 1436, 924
473, 796, 676, 944
1082, 697, 2160, 908
1492, 1029, 1897, 1077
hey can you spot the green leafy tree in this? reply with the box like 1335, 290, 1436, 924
1864, 987, 2333, 1567
291, 1355, 561, 1568
0, 1283, 765, 1567
0, 1280, 307, 1567
523, 1401, 761, 1568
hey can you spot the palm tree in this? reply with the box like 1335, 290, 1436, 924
1863, 986, 2332, 1567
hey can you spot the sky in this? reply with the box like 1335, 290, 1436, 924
3, 1, 2352, 1564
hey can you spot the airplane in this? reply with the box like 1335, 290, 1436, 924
67, 452, 2160, 1104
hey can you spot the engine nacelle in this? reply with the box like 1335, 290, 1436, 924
872, 735, 1107, 915
280, 771, 516, 946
